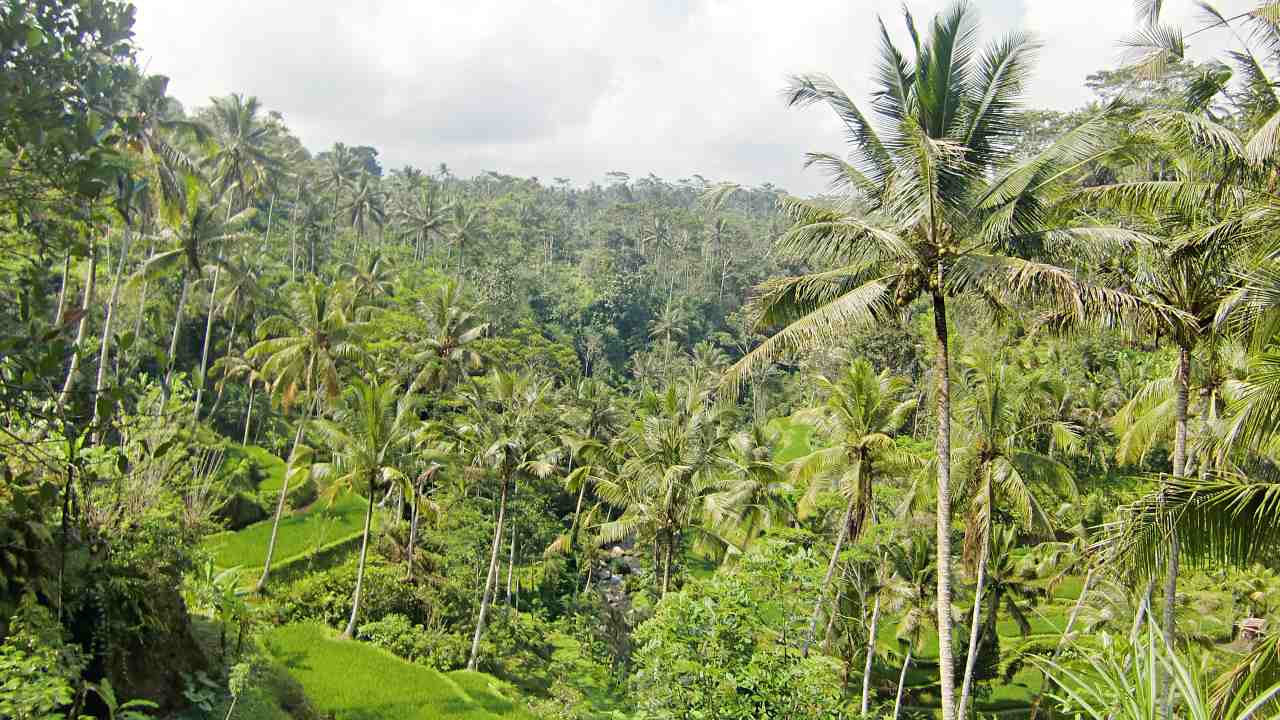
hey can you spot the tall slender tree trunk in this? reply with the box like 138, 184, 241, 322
160, 274, 190, 410
263, 193, 275, 258
90, 224, 133, 436
931, 290, 957, 720
58, 237, 98, 411
342, 476, 377, 638
862, 593, 882, 717
255, 402, 312, 592
803, 491, 858, 657
208, 315, 238, 420
957, 479, 993, 719
192, 263, 222, 423
1028, 567, 1095, 720
406, 479, 421, 580
53, 250, 71, 325
242, 385, 255, 445
660, 536, 674, 596
468, 474, 510, 670
132, 236, 156, 366
1161, 344, 1190, 720
289, 182, 302, 282
893, 644, 914, 720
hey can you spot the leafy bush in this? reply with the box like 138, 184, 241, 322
274, 561, 424, 628
359, 613, 469, 670
630, 540, 847, 719
0, 596, 85, 720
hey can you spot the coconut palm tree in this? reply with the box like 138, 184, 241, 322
311, 378, 419, 638
200, 93, 282, 213
953, 349, 1080, 717
318, 143, 361, 246
458, 371, 554, 670
722, 8, 1155, 713
137, 194, 255, 411
713, 425, 792, 550
119, 74, 208, 225
886, 533, 938, 720
791, 357, 916, 657
346, 169, 385, 257
596, 381, 736, 596
245, 279, 367, 591
397, 178, 455, 262
449, 203, 484, 276
340, 252, 395, 306
409, 279, 489, 393
1082, 111, 1252, 662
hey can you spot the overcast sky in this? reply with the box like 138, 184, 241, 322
132, 0, 1249, 194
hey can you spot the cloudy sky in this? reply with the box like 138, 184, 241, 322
132, 0, 1249, 194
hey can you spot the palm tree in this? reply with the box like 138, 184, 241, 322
190, 200, 258, 423
886, 533, 937, 720
596, 381, 735, 596
346, 169, 385, 256
953, 349, 1079, 717
648, 301, 687, 376
201, 93, 282, 213
120, 74, 207, 225
722, 9, 1153, 714
245, 279, 367, 591
449, 203, 484, 276
713, 425, 791, 550
137, 195, 255, 410
88, 178, 145, 434
210, 352, 263, 444
791, 358, 915, 657
311, 378, 418, 638
458, 371, 553, 670
340, 252, 395, 306
318, 143, 360, 247
409, 280, 489, 393
1082, 111, 1251, 663
396, 179, 455, 262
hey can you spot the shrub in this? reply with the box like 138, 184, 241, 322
358, 614, 468, 671
0, 596, 85, 720
273, 562, 423, 629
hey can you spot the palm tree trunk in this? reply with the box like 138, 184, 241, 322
255, 401, 313, 592
53, 250, 71, 325
406, 479, 420, 580
58, 236, 98, 411
132, 236, 156, 366
892, 644, 914, 720
506, 522, 517, 605
208, 315, 239, 421
862, 593, 882, 716
342, 476, 377, 639
90, 224, 133, 436
661, 536, 675, 596
242, 385, 255, 445
192, 264, 221, 422
263, 193, 275, 258
1161, 344, 1190, 720
468, 474, 509, 671
160, 273, 190, 409
1028, 566, 1095, 720
957, 480, 994, 719
289, 182, 302, 282
803, 491, 858, 657
931, 290, 957, 720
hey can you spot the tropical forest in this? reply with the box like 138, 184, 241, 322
9, 1, 1280, 718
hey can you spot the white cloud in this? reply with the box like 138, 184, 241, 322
131, 0, 1253, 194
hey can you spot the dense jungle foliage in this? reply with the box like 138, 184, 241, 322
9, 1, 1280, 719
